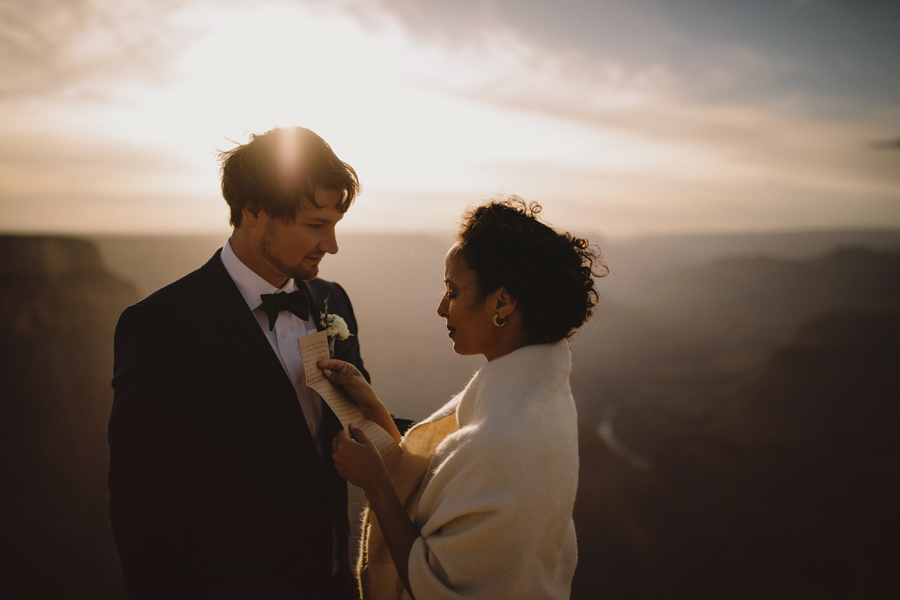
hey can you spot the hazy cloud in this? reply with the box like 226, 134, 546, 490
0, 0, 191, 100
349, 0, 900, 108
870, 138, 900, 150
0, 0, 897, 235
333, 0, 900, 215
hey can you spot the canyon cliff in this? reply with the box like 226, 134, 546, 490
0, 235, 137, 598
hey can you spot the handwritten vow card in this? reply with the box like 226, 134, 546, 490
299, 331, 400, 462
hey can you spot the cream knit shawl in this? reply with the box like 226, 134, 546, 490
357, 340, 579, 600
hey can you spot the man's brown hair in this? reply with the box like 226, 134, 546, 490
219, 126, 360, 227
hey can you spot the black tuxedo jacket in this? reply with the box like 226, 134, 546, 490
109, 250, 367, 599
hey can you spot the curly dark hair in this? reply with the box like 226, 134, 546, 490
219, 126, 359, 227
457, 196, 606, 343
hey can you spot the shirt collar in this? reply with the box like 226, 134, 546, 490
220, 238, 298, 312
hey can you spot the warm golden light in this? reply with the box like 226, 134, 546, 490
0, 0, 897, 236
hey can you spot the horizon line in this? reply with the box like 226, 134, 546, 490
3, 226, 900, 243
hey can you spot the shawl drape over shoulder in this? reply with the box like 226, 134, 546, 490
358, 341, 579, 600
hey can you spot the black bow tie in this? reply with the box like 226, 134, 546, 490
259, 290, 311, 331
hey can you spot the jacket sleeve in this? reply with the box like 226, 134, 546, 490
328, 282, 414, 432
108, 304, 197, 599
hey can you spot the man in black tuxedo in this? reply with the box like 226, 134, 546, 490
109, 127, 366, 599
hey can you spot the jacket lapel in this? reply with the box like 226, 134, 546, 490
198, 251, 326, 472
299, 280, 326, 333
297, 279, 344, 438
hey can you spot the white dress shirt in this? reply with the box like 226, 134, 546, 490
220, 239, 325, 454
220, 240, 341, 574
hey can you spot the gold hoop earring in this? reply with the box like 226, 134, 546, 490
493, 313, 507, 327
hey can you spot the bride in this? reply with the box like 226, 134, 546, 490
319, 197, 605, 600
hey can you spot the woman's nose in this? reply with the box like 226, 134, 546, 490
437, 296, 448, 317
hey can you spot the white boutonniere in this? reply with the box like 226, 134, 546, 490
319, 295, 352, 357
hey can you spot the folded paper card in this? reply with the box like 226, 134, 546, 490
299, 330, 400, 462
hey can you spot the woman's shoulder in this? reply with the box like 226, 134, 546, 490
445, 361, 577, 458
459, 341, 575, 424
416, 341, 578, 484
419, 370, 579, 518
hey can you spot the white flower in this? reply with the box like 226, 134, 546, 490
319, 295, 353, 341
322, 313, 351, 340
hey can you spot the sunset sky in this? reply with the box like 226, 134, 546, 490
1, 0, 898, 237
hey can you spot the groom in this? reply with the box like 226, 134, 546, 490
109, 127, 366, 599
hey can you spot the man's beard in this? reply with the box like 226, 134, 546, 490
259, 223, 318, 282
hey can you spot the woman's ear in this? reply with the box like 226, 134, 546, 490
493, 287, 517, 319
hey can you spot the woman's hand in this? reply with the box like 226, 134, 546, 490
317, 359, 402, 442
335, 424, 420, 599
317, 359, 379, 412
332, 424, 389, 492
